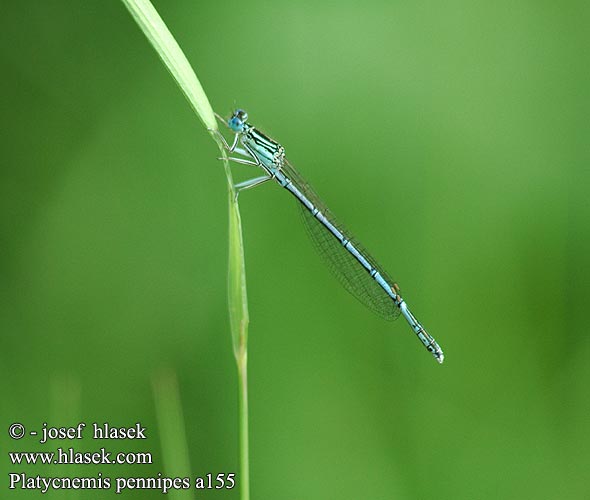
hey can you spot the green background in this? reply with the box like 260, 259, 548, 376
2, 1, 589, 498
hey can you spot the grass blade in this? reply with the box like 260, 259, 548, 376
120, 2, 250, 498
120, 0, 215, 129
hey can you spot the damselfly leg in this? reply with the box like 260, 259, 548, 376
211, 116, 272, 198
234, 175, 273, 193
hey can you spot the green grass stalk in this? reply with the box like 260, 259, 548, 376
120, 1, 250, 498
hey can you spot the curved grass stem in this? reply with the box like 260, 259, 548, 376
120, 1, 250, 499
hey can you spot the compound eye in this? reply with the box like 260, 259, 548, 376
228, 116, 244, 132
235, 109, 248, 121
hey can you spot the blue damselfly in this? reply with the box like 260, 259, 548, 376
213, 109, 444, 364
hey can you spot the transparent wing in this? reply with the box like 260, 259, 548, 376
282, 159, 400, 321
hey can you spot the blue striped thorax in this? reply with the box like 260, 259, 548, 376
228, 109, 285, 169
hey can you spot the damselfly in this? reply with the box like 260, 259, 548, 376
212, 109, 444, 363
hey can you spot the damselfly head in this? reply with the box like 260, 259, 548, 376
228, 109, 248, 132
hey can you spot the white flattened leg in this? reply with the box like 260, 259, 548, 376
232, 175, 273, 200
234, 175, 272, 193
224, 156, 260, 167
209, 128, 240, 152
233, 147, 251, 157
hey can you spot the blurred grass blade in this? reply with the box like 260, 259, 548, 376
153, 369, 194, 500
49, 374, 81, 500
120, 1, 250, 499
